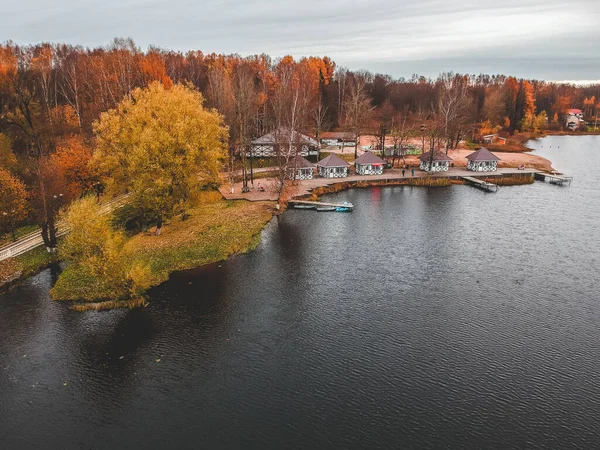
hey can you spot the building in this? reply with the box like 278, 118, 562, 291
566, 114, 583, 130
567, 109, 584, 119
354, 151, 386, 175
316, 153, 350, 178
466, 147, 500, 172
249, 127, 319, 157
319, 132, 356, 148
419, 151, 452, 172
287, 155, 315, 180
482, 134, 507, 145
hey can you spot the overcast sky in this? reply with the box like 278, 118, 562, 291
3, 0, 599, 81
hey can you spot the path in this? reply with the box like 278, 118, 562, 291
218, 168, 539, 201
0, 195, 129, 262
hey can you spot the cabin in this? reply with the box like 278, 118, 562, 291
567, 109, 584, 119
319, 131, 355, 148
354, 151, 386, 175
566, 114, 583, 130
482, 134, 507, 146
466, 147, 500, 172
419, 151, 452, 172
249, 127, 319, 157
316, 153, 350, 178
287, 155, 315, 180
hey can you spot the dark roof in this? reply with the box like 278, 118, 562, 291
251, 127, 318, 147
354, 151, 385, 165
466, 147, 500, 162
419, 151, 453, 162
288, 155, 315, 169
320, 131, 354, 140
316, 153, 350, 167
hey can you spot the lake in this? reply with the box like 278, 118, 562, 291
1, 135, 600, 449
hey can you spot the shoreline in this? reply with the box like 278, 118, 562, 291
0, 135, 574, 306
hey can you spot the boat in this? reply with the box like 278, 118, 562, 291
335, 201, 353, 212
293, 204, 316, 210
316, 206, 337, 212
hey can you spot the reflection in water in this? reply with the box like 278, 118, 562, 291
1, 136, 600, 449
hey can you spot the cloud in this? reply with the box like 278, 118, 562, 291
2, 0, 599, 80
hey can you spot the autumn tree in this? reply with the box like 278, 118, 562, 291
93, 82, 228, 234
51, 196, 151, 302
344, 71, 373, 158
0, 168, 28, 241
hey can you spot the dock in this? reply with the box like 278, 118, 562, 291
534, 172, 572, 186
288, 200, 354, 211
461, 176, 499, 193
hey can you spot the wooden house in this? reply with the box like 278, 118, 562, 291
316, 153, 350, 178
419, 151, 452, 172
249, 127, 319, 158
354, 151, 385, 175
466, 147, 500, 172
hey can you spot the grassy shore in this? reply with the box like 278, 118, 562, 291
0, 245, 59, 291
50, 191, 275, 310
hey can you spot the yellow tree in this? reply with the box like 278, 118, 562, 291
0, 168, 28, 241
93, 82, 228, 233
51, 196, 151, 302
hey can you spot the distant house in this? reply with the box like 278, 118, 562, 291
466, 147, 500, 172
249, 127, 319, 157
482, 134, 507, 146
287, 155, 315, 180
316, 153, 350, 178
319, 131, 355, 148
419, 151, 452, 172
566, 114, 583, 130
354, 151, 385, 175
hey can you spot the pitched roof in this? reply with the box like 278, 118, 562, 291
354, 151, 385, 165
466, 147, 501, 162
316, 153, 350, 167
288, 155, 315, 169
251, 127, 318, 147
419, 151, 453, 162
320, 131, 355, 140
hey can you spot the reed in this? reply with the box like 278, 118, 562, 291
71, 297, 148, 311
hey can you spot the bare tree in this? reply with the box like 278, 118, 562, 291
344, 71, 373, 158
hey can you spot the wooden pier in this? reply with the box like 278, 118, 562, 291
288, 200, 354, 211
461, 176, 499, 193
534, 172, 572, 186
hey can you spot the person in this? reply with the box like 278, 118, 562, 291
258, 183, 265, 192
411, 168, 415, 176
402, 169, 405, 177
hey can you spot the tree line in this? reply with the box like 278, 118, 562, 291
1, 37, 600, 244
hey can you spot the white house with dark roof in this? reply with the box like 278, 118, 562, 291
466, 147, 500, 172
316, 153, 350, 178
249, 127, 319, 157
354, 151, 386, 175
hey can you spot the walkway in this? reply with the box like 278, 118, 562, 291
0, 195, 129, 262
218, 168, 539, 201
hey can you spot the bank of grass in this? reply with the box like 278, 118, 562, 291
0, 245, 59, 291
52, 191, 275, 308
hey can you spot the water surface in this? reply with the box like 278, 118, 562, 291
1, 135, 600, 449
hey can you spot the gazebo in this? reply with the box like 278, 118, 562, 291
287, 155, 315, 180
354, 151, 386, 175
466, 147, 500, 172
419, 151, 452, 172
316, 153, 350, 178
249, 127, 319, 157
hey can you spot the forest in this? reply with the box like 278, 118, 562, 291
1, 37, 600, 245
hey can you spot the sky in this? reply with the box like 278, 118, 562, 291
3, 0, 600, 81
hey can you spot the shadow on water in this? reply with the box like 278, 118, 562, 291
2, 136, 600, 448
